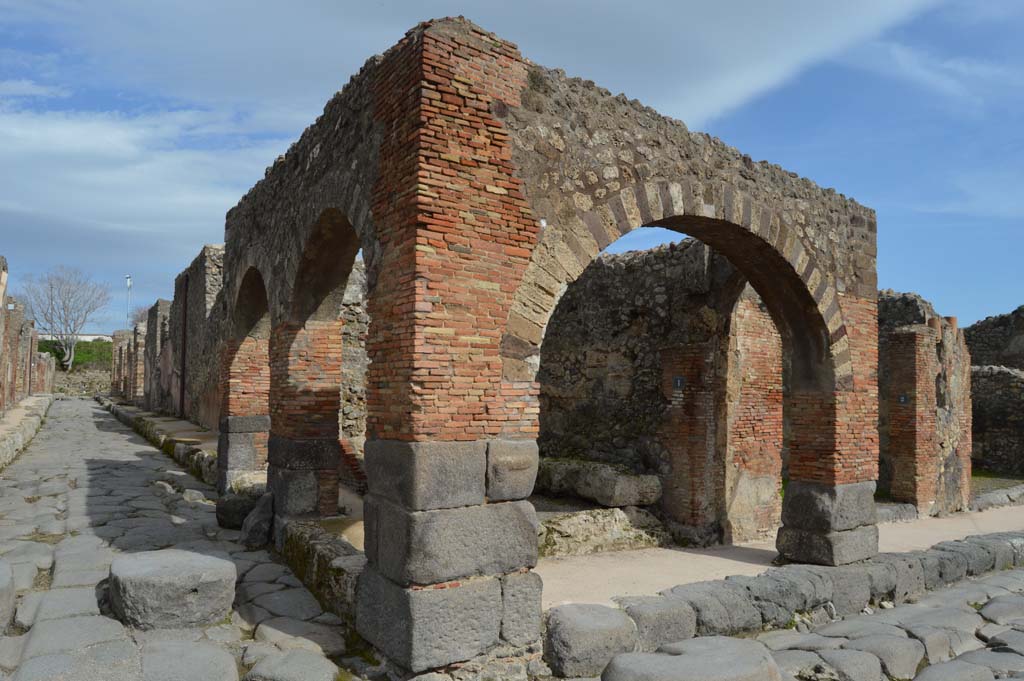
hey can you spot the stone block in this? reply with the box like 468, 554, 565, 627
221, 414, 271, 433
933, 541, 993, 575
218, 431, 260, 473
486, 439, 538, 501
364, 495, 537, 585
544, 603, 637, 678
780, 481, 877, 532
536, 458, 661, 507
268, 467, 318, 517
240, 493, 274, 548
660, 581, 761, 635
616, 595, 696, 651
355, 566, 501, 673
268, 435, 341, 470
216, 494, 258, 530
964, 536, 1015, 570
776, 524, 878, 566
244, 648, 339, 681
500, 570, 542, 646
802, 565, 871, 615
365, 439, 486, 511
871, 553, 925, 604
109, 549, 236, 629
603, 637, 785, 681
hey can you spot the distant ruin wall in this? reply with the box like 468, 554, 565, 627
169, 245, 226, 430
0, 256, 56, 411
965, 306, 1024, 370
144, 299, 171, 412
878, 291, 971, 515
971, 365, 1024, 475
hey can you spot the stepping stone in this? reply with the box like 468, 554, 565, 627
0, 633, 26, 670
243, 649, 340, 681
254, 617, 346, 656
603, 636, 785, 681
244, 563, 288, 583
110, 549, 236, 629
142, 640, 238, 681
15, 591, 43, 628
817, 648, 883, 681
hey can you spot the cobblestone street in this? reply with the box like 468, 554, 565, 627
0, 398, 347, 681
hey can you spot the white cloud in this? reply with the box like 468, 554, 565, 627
0, 78, 68, 98
0, 106, 288, 236
0, 0, 942, 130
840, 39, 1021, 106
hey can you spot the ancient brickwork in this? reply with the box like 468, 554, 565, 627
965, 305, 1024, 370
878, 291, 971, 514
118, 17, 884, 674
129, 323, 146, 404
169, 245, 225, 430
971, 366, 1024, 474
724, 292, 784, 542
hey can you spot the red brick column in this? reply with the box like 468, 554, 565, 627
777, 293, 880, 565
217, 335, 271, 494
268, 320, 343, 517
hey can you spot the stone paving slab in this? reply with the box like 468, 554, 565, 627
0, 399, 358, 680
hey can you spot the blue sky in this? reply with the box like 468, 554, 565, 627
0, 1, 1020, 331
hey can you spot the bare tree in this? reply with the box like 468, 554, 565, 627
21, 266, 111, 371
131, 305, 149, 325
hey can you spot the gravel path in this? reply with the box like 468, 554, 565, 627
0, 398, 350, 681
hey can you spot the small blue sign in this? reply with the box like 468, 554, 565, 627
898, 394, 909, 404
673, 376, 685, 390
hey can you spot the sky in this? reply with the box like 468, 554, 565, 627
0, 0, 1020, 332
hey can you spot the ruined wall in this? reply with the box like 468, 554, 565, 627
144, 300, 171, 412
965, 306, 1024, 370
169, 245, 225, 430
0, 257, 55, 411
538, 241, 784, 543
878, 291, 971, 514
338, 260, 370, 492
971, 365, 1024, 474
966, 307, 1024, 476
723, 291, 785, 542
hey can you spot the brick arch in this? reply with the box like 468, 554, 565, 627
217, 266, 272, 494
268, 208, 361, 518
503, 183, 849, 394
502, 183, 875, 566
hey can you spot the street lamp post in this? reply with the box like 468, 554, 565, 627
125, 274, 132, 328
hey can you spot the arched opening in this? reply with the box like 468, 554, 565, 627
534, 229, 790, 555
217, 267, 272, 495
268, 208, 361, 518
504, 208, 875, 567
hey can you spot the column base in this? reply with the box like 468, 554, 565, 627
776, 524, 879, 565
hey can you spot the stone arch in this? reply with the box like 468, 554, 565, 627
505, 183, 874, 566
504, 183, 848, 394
268, 208, 361, 518
217, 267, 272, 495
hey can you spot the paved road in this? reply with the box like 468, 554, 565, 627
0, 398, 348, 680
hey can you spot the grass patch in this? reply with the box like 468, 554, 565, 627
38, 339, 113, 372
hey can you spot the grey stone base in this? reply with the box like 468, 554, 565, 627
356, 566, 503, 673
776, 524, 879, 566
268, 466, 321, 517
217, 430, 266, 494
364, 494, 538, 585
781, 481, 878, 532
